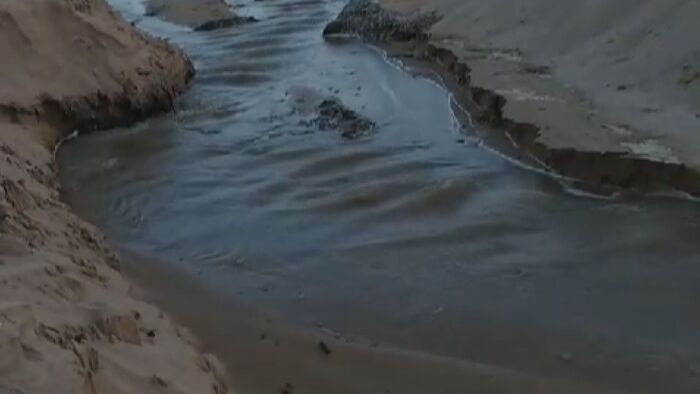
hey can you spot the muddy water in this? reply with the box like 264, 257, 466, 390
59, 0, 700, 392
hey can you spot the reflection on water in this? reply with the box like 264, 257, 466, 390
60, 0, 700, 392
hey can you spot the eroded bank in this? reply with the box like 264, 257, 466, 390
0, 0, 227, 393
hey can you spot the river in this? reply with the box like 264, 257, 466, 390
58, 0, 700, 392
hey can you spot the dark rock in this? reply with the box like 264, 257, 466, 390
303, 98, 376, 139
144, 5, 162, 17
193, 16, 258, 31
520, 64, 551, 75
73, 333, 87, 343
151, 375, 169, 387
318, 341, 331, 355
323, 0, 439, 42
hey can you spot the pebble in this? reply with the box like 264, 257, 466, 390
318, 341, 332, 355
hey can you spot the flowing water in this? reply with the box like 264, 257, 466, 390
59, 0, 700, 392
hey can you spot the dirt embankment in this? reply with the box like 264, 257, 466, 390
0, 0, 226, 393
324, 0, 700, 197
146, 0, 257, 31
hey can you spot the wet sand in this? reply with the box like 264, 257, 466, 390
125, 250, 631, 394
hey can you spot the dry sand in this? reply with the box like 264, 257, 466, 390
328, 0, 700, 195
389, 0, 700, 166
0, 0, 226, 393
385, 0, 700, 168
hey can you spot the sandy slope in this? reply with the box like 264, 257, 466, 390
380, 0, 700, 169
0, 0, 195, 145
0, 1, 226, 393
145, 0, 245, 29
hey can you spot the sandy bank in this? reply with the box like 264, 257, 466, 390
146, 0, 256, 31
0, 0, 226, 393
127, 251, 633, 394
325, 0, 700, 196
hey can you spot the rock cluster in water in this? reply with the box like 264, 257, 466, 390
304, 98, 376, 139
322, 0, 439, 41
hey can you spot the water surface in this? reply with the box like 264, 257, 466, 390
60, 0, 700, 392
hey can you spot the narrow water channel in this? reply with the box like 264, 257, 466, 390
59, 0, 700, 392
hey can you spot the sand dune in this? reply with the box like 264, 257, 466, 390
0, 1, 226, 393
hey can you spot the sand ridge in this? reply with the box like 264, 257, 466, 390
0, 0, 226, 393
